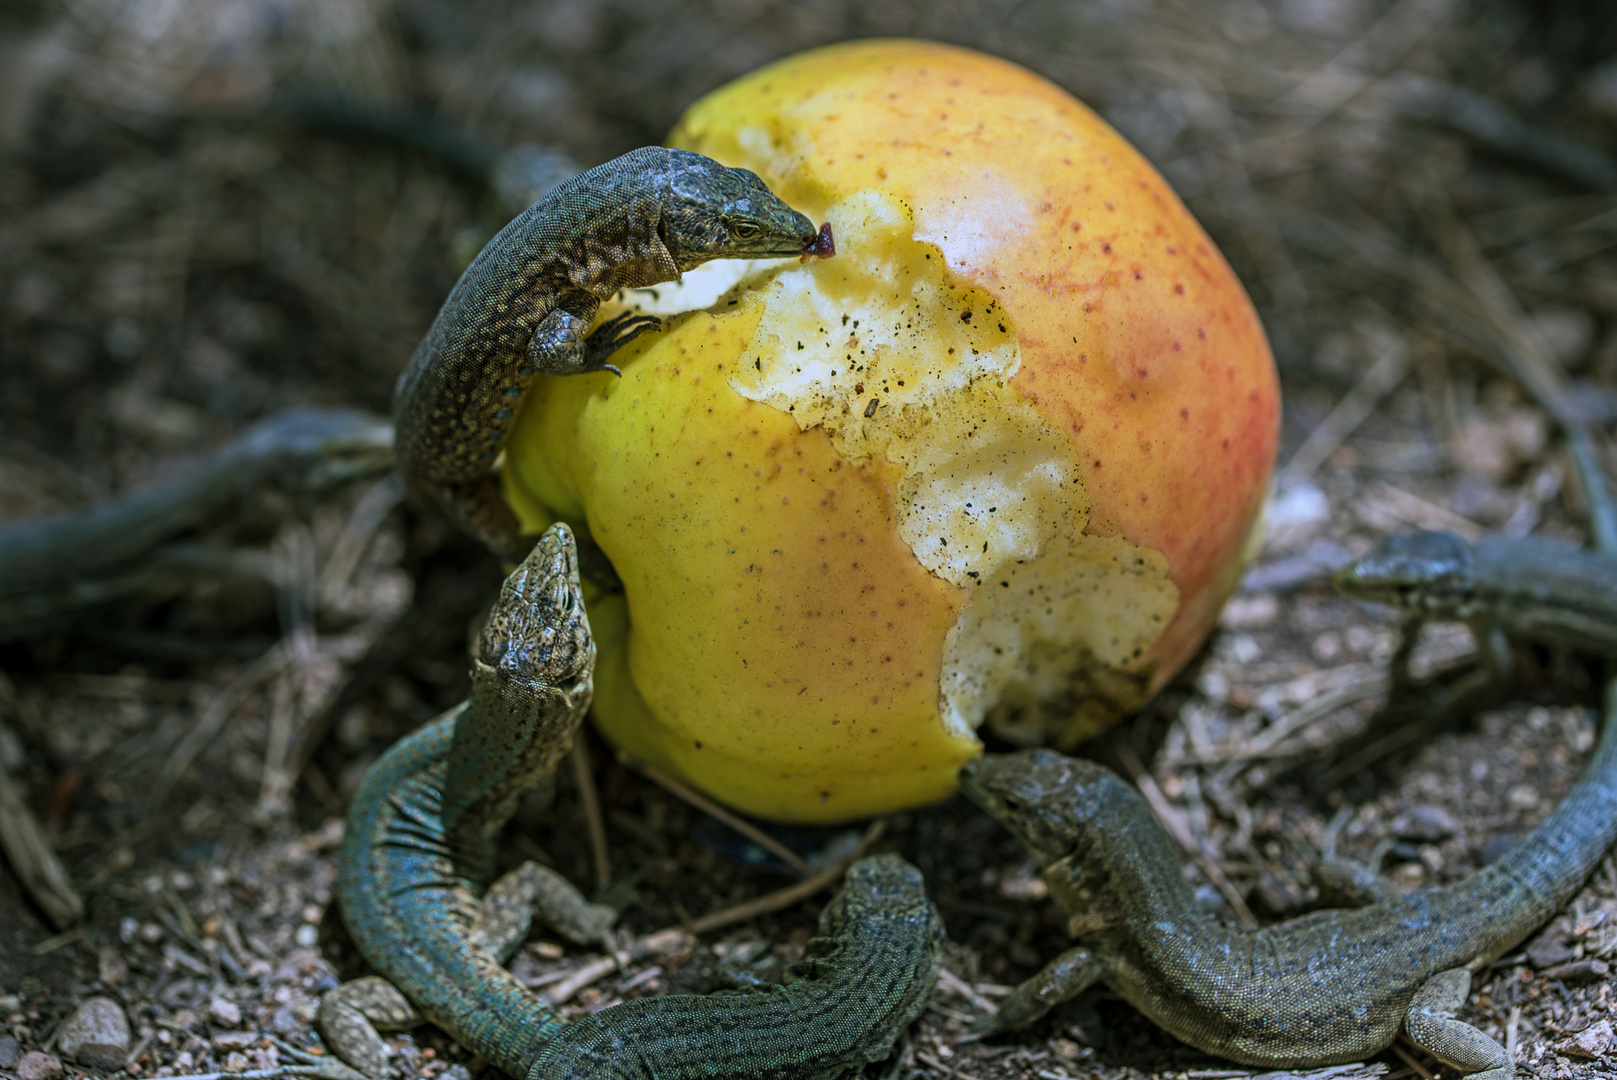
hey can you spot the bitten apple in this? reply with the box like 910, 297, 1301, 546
501, 40, 1279, 823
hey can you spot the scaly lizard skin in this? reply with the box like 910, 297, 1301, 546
324, 523, 942, 1079
523, 852, 945, 1080
961, 688, 1617, 1078
960, 529, 1617, 1076
392, 146, 821, 560
1335, 530, 1617, 668
326, 523, 599, 1079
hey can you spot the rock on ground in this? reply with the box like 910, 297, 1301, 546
57, 996, 130, 1070
1556, 1019, 1614, 1059
14, 1051, 63, 1080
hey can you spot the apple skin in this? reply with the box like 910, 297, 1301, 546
502, 40, 1279, 823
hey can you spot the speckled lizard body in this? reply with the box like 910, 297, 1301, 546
963, 531, 1617, 1078
1335, 529, 1617, 670
392, 146, 822, 560
321, 524, 942, 1080
963, 692, 1617, 1078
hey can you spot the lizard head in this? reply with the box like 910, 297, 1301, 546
661, 149, 821, 269
1334, 530, 1477, 615
960, 749, 1125, 866
475, 522, 595, 691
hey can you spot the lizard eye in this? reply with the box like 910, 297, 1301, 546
731, 221, 761, 240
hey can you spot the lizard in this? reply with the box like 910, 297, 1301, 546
0, 406, 394, 641
957, 524, 1617, 1074
959, 680, 1617, 1078
322, 522, 943, 1080
1334, 529, 1617, 679
391, 146, 825, 562
324, 522, 602, 1080
521, 852, 944, 1080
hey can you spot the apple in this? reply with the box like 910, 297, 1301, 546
501, 40, 1278, 823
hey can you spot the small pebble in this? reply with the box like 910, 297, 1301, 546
212, 1032, 257, 1053
1050, 1037, 1084, 1062
1310, 630, 1343, 663
1218, 593, 1279, 630
1526, 935, 1573, 970
208, 998, 242, 1028
1573, 910, 1607, 937
225, 1051, 250, 1073
294, 924, 319, 948
58, 996, 130, 1070
97, 947, 129, 987
1555, 1018, 1614, 1058
1507, 784, 1539, 811
0, 1036, 20, 1069
1391, 804, 1459, 843
1539, 958, 1609, 985
15, 1051, 63, 1080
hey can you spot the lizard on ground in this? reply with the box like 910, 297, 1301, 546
1335, 529, 1617, 679
321, 523, 943, 1080
961, 531, 1617, 1077
392, 146, 825, 561
960, 679, 1617, 1078
0, 407, 393, 639
522, 852, 944, 1079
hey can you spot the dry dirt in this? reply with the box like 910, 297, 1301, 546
3, 1, 1617, 1078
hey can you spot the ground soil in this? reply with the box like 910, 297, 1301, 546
3, 1, 1617, 1078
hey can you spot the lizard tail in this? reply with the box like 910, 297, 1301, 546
1490, 679, 1617, 942
337, 714, 572, 1075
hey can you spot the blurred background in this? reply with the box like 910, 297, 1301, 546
3, 1, 1617, 1077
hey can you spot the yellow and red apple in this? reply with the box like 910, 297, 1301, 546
501, 40, 1279, 823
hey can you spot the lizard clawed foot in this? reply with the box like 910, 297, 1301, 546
957, 1014, 1000, 1044
469, 859, 617, 958
316, 976, 422, 1080
1405, 968, 1514, 1080
582, 311, 661, 372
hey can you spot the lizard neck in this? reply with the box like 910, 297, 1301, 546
561, 196, 681, 300
553, 186, 679, 299
1043, 777, 1213, 939
440, 658, 591, 882
1469, 535, 1617, 652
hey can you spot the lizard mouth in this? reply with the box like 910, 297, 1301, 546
802, 222, 835, 258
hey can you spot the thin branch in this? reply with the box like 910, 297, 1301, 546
571, 738, 611, 888
1277, 320, 1409, 489
0, 766, 83, 930
618, 752, 810, 876
542, 819, 885, 1005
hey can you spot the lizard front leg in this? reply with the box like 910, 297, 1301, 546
579, 310, 661, 375
964, 945, 1108, 1039
521, 298, 657, 380
1404, 968, 1513, 1080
